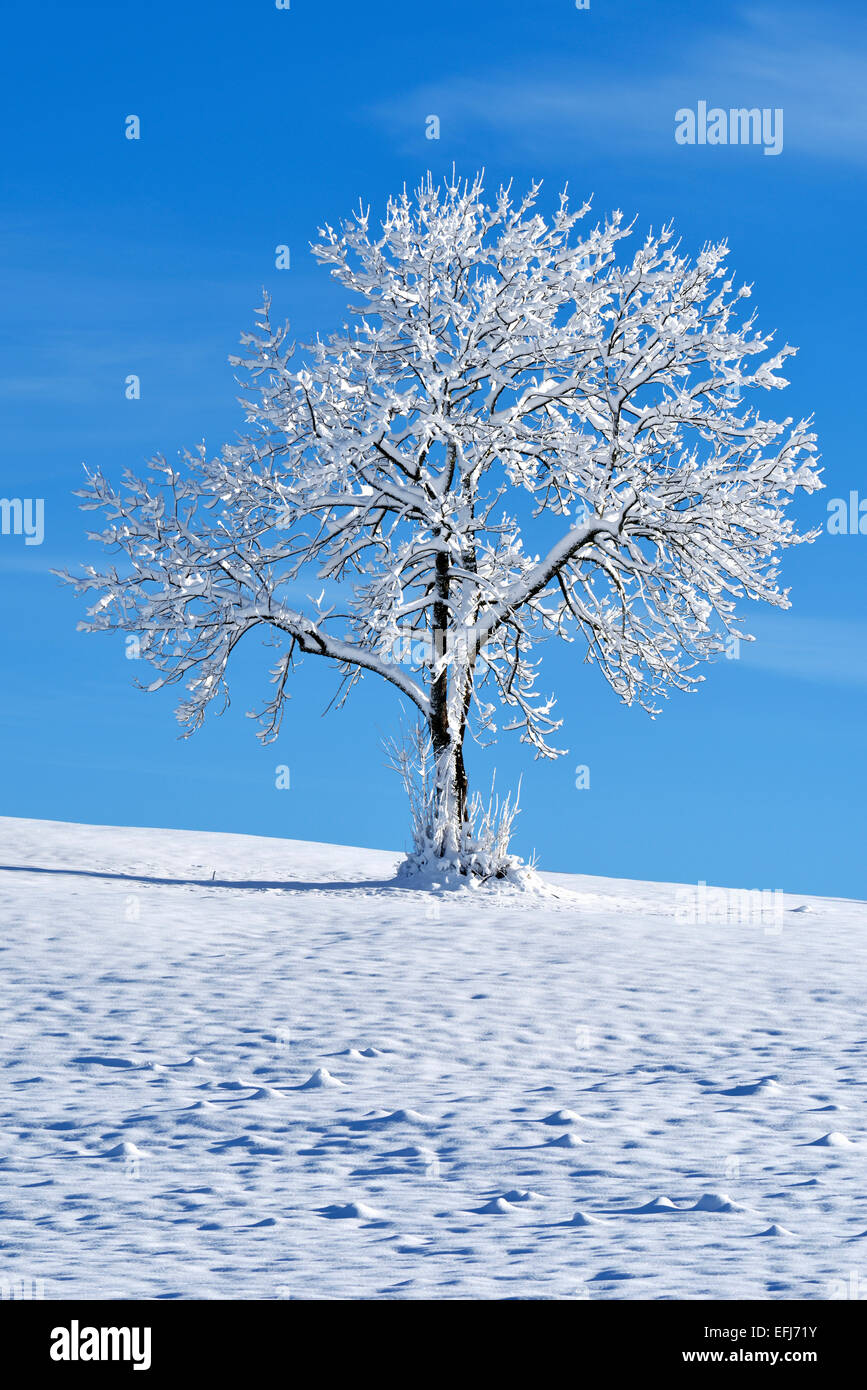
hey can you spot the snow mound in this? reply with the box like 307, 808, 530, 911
103, 1141, 145, 1159
390, 1145, 438, 1162
395, 848, 556, 896
690, 1192, 750, 1214
296, 1068, 346, 1090
320, 1202, 385, 1221
350, 1108, 435, 1129
806, 1131, 856, 1147
570, 1209, 606, 1226
721, 1076, 782, 1097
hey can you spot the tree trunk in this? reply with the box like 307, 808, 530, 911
429, 539, 474, 860
454, 738, 468, 828
430, 726, 467, 858
430, 545, 455, 854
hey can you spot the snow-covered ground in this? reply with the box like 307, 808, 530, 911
1, 816, 865, 1301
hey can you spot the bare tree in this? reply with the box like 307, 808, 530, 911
63, 175, 821, 877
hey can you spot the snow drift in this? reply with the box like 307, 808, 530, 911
0, 815, 864, 1300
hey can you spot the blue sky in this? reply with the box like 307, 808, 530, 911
1, 0, 865, 897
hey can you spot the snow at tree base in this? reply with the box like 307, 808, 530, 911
2, 816, 865, 1300
61, 177, 820, 881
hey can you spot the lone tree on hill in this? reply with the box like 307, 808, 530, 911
64, 175, 821, 880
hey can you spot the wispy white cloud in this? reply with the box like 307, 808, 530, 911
736, 613, 867, 687
368, 5, 867, 165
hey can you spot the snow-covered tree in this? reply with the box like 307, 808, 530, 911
63, 174, 821, 879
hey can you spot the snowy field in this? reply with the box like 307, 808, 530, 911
1, 815, 865, 1301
